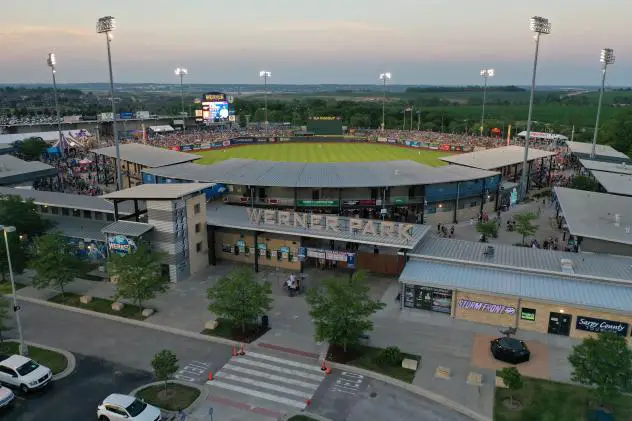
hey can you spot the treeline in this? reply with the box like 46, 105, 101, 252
405, 85, 526, 93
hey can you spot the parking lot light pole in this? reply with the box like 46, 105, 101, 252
379, 72, 391, 131
591, 49, 615, 159
47, 53, 64, 158
479, 68, 495, 136
2, 225, 26, 356
259, 71, 271, 128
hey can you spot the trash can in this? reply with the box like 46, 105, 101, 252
261, 315, 269, 330
358, 334, 370, 346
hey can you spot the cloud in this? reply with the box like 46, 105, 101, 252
261, 20, 399, 35
0, 25, 92, 39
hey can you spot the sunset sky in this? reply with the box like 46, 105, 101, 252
1, 0, 630, 85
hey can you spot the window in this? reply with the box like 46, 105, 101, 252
520, 308, 536, 321
196, 242, 203, 252
194, 203, 201, 214
61, 208, 69, 216
50, 207, 59, 215
126, 399, 147, 417
94, 212, 103, 220
40, 205, 49, 213
195, 223, 201, 233
83, 210, 92, 219
105, 405, 128, 417
72, 209, 81, 217
16, 360, 39, 376
106, 214, 114, 222
0, 366, 16, 376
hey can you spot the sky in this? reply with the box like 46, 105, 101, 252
1, 0, 631, 86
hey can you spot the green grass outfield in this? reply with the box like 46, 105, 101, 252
194, 143, 450, 166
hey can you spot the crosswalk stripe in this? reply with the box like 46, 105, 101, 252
221, 364, 320, 390
216, 372, 313, 399
231, 359, 324, 381
206, 380, 306, 409
245, 352, 324, 372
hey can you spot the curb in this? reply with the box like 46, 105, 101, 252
15, 295, 241, 348
326, 361, 492, 421
130, 380, 208, 416
279, 411, 333, 421
4, 339, 76, 381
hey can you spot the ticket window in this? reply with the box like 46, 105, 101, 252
548, 312, 572, 336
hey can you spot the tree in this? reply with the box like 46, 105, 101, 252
476, 220, 498, 239
570, 175, 597, 192
30, 232, 83, 297
0, 233, 27, 281
108, 243, 168, 314
0, 298, 9, 342
151, 350, 179, 392
568, 333, 632, 404
499, 367, 524, 406
0, 195, 51, 238
207, 267, 272, 333
16, 137, 48, 160
306, 271, 385, 353
514, 212, 539, 246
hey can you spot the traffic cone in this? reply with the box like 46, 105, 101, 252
208, 372, 213, 381
305, 399, 312, 406
232, 345, 238, 357
239, 343, 246, 356
325, 364, 332, 375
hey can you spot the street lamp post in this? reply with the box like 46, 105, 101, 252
2, 226, 26, 356
591, 49, 615, 159
480, 68, 495, 136
519, 16, 551, 201
175, 67, 188, 131
259, 71, 271, 127
379, 73, 391, 131
46, 53, 64, 158
96, 16, 122, 191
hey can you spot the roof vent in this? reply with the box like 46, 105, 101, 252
560, 258, 574, 274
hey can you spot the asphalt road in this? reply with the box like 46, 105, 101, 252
13, 301, 233, 374
3, 354, 153, 421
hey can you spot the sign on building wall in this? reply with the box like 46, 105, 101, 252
458, 299, 516, 315
246, 208, 415, 242
107, 235, 137, 255
575, 316, 629, 337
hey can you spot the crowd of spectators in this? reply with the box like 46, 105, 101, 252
34, 148, 104, 196
0, 115, 61, 127
372, 129, 504, 148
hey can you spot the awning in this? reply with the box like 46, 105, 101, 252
205, 183, 227, 200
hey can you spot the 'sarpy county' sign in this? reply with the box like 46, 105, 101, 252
246, 208, 415, 242
458, 299, 516, 315
575, 316, 629, 337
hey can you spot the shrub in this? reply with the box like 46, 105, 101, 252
374, 346, 403, 366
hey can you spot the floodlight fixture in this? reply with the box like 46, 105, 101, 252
379, 72, 391, 80
259, 70, 271, 78
600, 48, 615, 65
480, 68, 494, 78
529, 16, 551, 34
47, 53, 56, 70
175, 67, 188, 76
96, 16, 116, 33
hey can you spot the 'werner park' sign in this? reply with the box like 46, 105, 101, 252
246, 208, 415, 242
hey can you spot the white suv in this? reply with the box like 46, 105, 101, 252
97, 394, 161, 421
0, 355, 52, 393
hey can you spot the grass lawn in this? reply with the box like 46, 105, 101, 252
0, 281, 26, 295
194, 143, 450, 166
0, 342, 68, 374
494, 377, 632, 421
201, 319, 270, 343
327, 345, 420, 383
135, 382, 200, 412
288, 416, 320, 421
49, 292, 148, 321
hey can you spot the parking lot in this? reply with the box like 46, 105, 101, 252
3, 354, 153, 421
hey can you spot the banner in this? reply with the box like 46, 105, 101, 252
378, 137, 388, 143
181, 145, 193, 152
439, 144, 451, 151
387, 138, 397, 143
428, 143, 439, 150
170, 146, 182, 151
222, 140, 231, 147
232, 138, 255, 145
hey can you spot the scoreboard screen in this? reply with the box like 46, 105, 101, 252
307, 116, 343, 135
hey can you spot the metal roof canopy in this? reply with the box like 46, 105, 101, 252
207, 203, 430, 249
44, 215, 110, 242
91, 143, 200, 168
554, 186, 632, 246
0, 155, 58, 184
102, 220, 154, 237
566, 141, 630, 160
579, 158, 632, 175
439, 145, 556, 170
590, 171, 632, 197
407, 236, 632, 283
400, 258, 632, 314
102, 183, 214, 201
143, 159, 499, 188
0, 186, 132, 214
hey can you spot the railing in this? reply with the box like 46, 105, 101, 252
221, 195, 428, 206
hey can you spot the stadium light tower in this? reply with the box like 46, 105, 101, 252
519, 16, 551, 201
96, 15, 122, 191
46, 53, 64, 157
175, 67, 188, 116
379, 72, 391, 131
591, 49, 615, 159
479, 68, 495, 136
259, 71, 271, 127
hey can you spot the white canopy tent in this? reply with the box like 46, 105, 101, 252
516, 131, 568, 142
149, 125, 175, 133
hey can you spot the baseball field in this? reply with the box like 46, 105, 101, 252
194, 143, 451, 165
